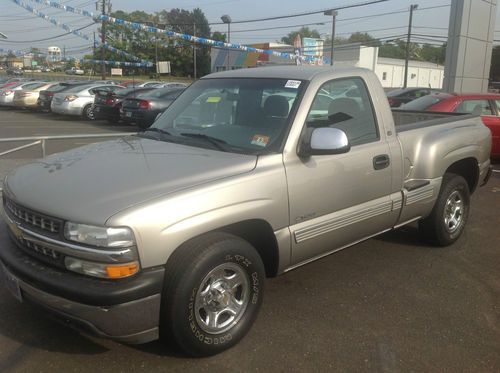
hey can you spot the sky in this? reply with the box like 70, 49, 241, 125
0, 0, 499, 59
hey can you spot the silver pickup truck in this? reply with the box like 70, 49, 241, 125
0, 66, 492, 356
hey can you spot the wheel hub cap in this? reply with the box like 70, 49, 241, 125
444, 190, 464, 233
194, 262, 249, 334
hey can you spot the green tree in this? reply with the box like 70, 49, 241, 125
101, 7, 213, 77
347, 32, 380, 46
281, 27, 320, 45
211, 31, 226, 42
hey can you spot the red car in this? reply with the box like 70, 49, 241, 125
401, 92, 500, 158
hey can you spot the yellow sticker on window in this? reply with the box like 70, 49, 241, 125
251, 135, 270, 147
206, 96, 221, 103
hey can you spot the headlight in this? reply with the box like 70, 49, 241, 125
64, 222, 135, 248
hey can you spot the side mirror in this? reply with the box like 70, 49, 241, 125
298, 127, 350, 157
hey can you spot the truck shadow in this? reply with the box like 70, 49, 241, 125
374, 225, 426, 248
0, 287, 185, 359
0, 290, 108, 355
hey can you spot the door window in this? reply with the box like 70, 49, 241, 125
306, 77, 379, 146
454, 99, 493, 115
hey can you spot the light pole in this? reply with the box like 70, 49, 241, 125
221, 14, 232, 71
324, 10, 338, 66
193, 22, 197, 80
403, 4, 418, 88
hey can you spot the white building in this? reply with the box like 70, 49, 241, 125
331, 44, 444, 89
47, 46, 62, 63
210, 43, 444, 89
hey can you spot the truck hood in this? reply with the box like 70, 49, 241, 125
5, 137, 257, 225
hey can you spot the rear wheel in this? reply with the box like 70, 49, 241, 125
419, 173, 470, 246
83, 104, 95, 120
161, 232, 265, 357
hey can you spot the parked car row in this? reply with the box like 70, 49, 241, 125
0, 77, 188, 128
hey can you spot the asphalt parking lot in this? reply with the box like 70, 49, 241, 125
0, 109, 499, 372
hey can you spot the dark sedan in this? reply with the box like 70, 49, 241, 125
386, 87, 441, 107
121, 87, 185, 128
37, 81, 91, 112
93, 87, 157, 123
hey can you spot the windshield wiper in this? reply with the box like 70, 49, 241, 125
179, 133, 230, 151
143, 128, 172, 136
136, 127, 173, 142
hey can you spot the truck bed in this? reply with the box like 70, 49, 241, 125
392, 109, 471, 132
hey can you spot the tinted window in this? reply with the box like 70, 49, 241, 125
387, 89, 407, 97
306, 77, 379, 146
400, 95, 446, 111
455, 99, 494, 115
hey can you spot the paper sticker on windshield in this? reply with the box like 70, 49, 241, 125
285, 80, 301, 89
251, 135, 270, 147
206, 96, 221, 103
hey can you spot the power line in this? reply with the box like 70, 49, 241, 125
0, 22, 94, 43
207, 0, 390, 25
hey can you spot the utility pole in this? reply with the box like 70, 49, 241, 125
155, 30, 159, 79
221, 15, 232, 71
324, 10, 338, 66
93, 31, 96, 75
100, 0, 107, 80
403, 4, 418, 88
193, 22, 197, 80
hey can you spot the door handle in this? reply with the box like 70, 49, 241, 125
373, 154, 390, 170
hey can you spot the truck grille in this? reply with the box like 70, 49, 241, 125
19, 237, 61, 260
4, 198, 62, 235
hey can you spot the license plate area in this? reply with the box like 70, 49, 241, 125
0, 262, 23, 302
125, 111, 132, 117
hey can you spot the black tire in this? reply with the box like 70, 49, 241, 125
161, 232, 265, 357
419, 173, 470, 246
83, 104, 95, 120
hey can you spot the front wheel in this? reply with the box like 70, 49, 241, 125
419, 173, 470, 246
161, 232, 265, 357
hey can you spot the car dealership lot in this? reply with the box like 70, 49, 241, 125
0, 109, 499, 372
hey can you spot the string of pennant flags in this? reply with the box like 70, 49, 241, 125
22, 0, 318, 64
10, 0, 153, 67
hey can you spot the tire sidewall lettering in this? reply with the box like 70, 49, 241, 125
186, 254, 261, 345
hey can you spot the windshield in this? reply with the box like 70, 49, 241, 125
64, 84, 95, 93
22, 82, 47, 90
139, 87, 183, 99
387, 89, 409, 97
149, 78, 305, 154
399, 94, 447, 111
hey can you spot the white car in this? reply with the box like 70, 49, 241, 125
0, 81, 47, 107
153, 82, 188, 89
51, 84, 124, 120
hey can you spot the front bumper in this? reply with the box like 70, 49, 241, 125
0, 221, 164, 344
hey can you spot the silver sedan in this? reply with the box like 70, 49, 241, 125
51, 83, 124, 120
